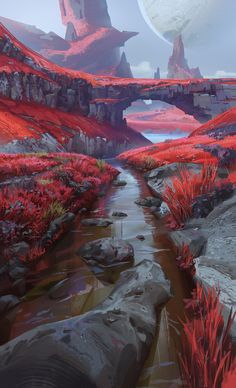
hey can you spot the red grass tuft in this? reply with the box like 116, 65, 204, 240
176, 244, 196, 276
222, 362, 236, 387
163, 163, 218, 228
180, 284, 236, 388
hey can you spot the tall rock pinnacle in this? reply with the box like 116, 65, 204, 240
168, 35, 203, 79
59, 0, 112, 40
0, 0, 137, 77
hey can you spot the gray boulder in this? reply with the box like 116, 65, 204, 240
146, 162, 228, 198
81, 218, 113, 227
135, 196, 162, 208
42, 212, 75, 245
0, 295, 20, 315
0, 260, 171, 388
6, 242, 30, 258
78, 238, 134, 268
112, 212, 128, 218
113, 180, 127, 187
146, 163, 202, 198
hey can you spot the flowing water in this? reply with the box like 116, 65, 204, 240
0, 160, 192, 387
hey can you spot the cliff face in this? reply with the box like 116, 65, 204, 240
0, 23, 148, 156
168, 35, 203, 79
59, 0, 112, 40
0, 0, 137, 77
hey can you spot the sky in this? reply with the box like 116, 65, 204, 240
0, 0, 235, 78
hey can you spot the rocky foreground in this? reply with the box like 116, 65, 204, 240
0, 260, 171, 388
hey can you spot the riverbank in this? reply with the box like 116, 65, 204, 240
0, 160, 195, 387
0, 153, 118, 308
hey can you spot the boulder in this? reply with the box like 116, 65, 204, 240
78, 238, 134, 268
172, 194, 236, 314
112, 212, 128, 218
6, 242, 30, 258
0, 260, 171, 388
135, 196, 162, 208
136, 235, 145, 241
170, 229, 206, 257
146, 162, 228, 198
113, 180, 127, 187
42, 212, 75, 246
146, 162, 202, 198
0, 295, 20, 314
81, 218, 113, 227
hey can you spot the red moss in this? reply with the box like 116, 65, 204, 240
180, 284, 236, 388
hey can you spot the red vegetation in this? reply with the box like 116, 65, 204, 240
191, 107, 236, 137
180, 284, 236, 388
0, 153, 117, 263
222, 364, 236, 387
119, 107, 236, 169
125, 106, 200, 134
0, 97, 144, 147
163, 164, 217, 228
176, 244, 196, 276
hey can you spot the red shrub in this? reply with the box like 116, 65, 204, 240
180, 284, 236, 388
163, 163, 218, 228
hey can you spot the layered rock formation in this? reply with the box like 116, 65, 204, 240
0, 23, 148, 155
168, 35, 203, 79
0, 0, 137, 77
0, 21, 236, 154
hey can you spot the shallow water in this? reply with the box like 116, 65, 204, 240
0, 160, 192, 387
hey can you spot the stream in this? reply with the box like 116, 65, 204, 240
0, 160, 192, 387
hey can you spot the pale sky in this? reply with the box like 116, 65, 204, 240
0, 0, 235, 78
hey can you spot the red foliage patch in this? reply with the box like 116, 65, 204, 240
163, 164, 218, 228
0, 97, 144, 146
191, 107, 236, 137
180, 284, 236, 388
176, 244, 196, 276
0, 153, 118, 263
119, 108, 236, 170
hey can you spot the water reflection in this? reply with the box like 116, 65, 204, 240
0, 160, 191, 387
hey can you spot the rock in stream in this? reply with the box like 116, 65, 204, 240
0, 260, 171, 388
78, 238, 134, 268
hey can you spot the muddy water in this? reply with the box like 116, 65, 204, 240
0, 160, 191, 387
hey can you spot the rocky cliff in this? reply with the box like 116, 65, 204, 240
0, 0, 137, 77
168, 35, 203, 79
0, 22, 236, 151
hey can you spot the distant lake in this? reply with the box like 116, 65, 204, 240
142, 131, 188, 143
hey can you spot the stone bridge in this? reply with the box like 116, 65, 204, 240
0, 22, 236, 131
88, 78, 236, 126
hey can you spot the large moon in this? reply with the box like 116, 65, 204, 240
137, 0, 224, 46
